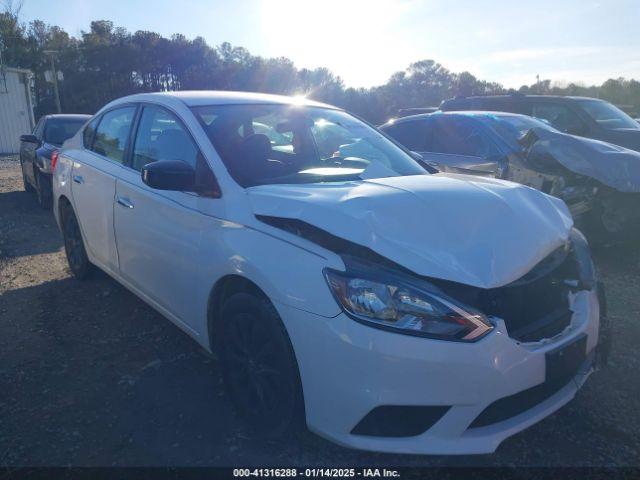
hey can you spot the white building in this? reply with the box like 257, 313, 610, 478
0, 66, 35, 154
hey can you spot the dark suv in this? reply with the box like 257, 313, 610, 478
440, 94, 640, 152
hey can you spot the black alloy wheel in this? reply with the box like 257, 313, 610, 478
21, 161, 35, 193
218, 292, 304, 437
36, 170, 52, 209
63, 208, 92, 279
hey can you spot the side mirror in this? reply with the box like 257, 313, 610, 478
20, 134, 40, 144
142, 160, 196, 192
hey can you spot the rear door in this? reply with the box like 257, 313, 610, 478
113, 103, 212, 334
71, 106, 136, 274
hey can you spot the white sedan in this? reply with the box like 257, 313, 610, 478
53, 91, 602, 455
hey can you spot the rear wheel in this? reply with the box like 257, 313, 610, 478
62, 208, 92, 279
35, 170, 52, 209
218, 292, 305, 437
21, 161, 35, 193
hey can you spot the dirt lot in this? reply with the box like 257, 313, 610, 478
1, 154, 639, 467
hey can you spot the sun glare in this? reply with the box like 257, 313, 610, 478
260, 0, 417, 87
291, 94, 307, 104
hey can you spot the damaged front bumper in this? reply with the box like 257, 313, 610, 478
278, 288, 601, 455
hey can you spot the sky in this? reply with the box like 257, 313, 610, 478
14, 0, 640, 89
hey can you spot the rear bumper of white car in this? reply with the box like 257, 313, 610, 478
277, 288, 600, 455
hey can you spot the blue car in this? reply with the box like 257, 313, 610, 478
381, 111, 640, 242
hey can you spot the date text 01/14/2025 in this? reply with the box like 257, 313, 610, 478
232, 468, 401, 478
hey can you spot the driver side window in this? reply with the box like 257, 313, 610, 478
132, 105, 199, 172
532, 103, 586, 134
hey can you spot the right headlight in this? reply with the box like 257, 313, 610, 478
324, 268, 493, 342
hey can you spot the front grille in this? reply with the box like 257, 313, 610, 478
480, 247, 577, 342
434, 245, 578, 343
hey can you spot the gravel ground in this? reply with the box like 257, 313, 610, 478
1, 154, 639, 467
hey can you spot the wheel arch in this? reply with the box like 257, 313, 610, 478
57, 194, 73, 224
206, 274, 267, 352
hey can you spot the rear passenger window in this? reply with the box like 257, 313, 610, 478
427, 118, 499, 158
92, 107, 136, 163
82, 117, 99, 149
384, 121, 427, 151
131, 105, 199, 171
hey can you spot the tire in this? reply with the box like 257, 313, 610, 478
218, 292, 305, 437
62, 207, 93, 279
21, 161, 35, 193
35, 170, 52, 209
582, 199, 628, 248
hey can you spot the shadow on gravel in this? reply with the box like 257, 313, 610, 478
0, 190, 62, 259
0, 273, 241, 466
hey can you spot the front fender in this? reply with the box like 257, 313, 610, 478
201, 222, 342, 319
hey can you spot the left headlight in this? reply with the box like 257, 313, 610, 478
324, 268, 493, 342
570, 228, 596, 290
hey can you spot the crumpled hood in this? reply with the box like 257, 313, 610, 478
247, 174, 573, 289
525, 127, 640, 193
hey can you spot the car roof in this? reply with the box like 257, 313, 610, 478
442, 94, 602, 103
44, 114, 92, 120
105, 91, 338, 110
381, 110, 526, 127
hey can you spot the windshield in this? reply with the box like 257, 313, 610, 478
44, 119, 87, 145
191, 104, 426, 187
484, 115, 558, 149
577, 99, 639, 130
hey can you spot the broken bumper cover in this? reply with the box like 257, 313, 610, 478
277, 288, 600, 455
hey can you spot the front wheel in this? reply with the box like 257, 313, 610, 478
62, 208, 93, 279
218, 292, 305, 437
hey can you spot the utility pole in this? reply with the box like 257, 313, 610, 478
44, 50, 62, 113
536, 74, 541, 94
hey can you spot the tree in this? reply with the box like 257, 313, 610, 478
4, 5, 640, 121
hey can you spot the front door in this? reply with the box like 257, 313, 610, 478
113, 104, 210, 334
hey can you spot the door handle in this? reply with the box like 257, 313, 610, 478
72, 175, 84, 184
116, 196, 134, 209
